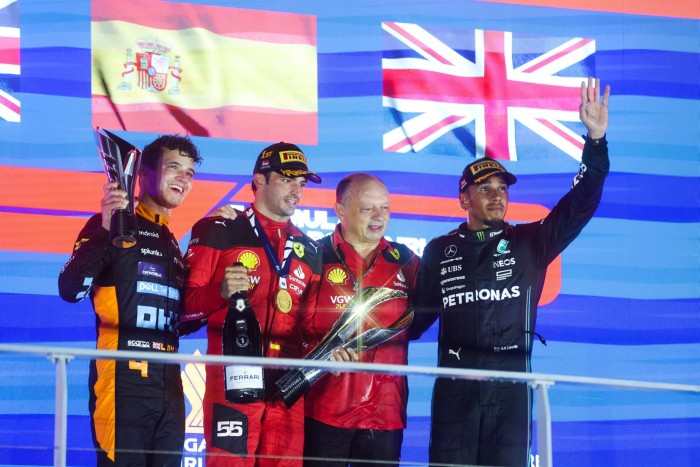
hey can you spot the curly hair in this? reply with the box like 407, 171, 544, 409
141, 135, 202, 169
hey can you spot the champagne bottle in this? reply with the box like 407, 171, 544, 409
222, 288, 264, 403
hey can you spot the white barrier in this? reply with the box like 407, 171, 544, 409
0, 343, 698, 467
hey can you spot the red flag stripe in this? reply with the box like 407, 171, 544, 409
519, 38, 594, 73
0, 36, 19, 66
536, 118, 585, 150
93, 0, 316, 45
384, 22, 454, 65
92, 97, 318, 144
0, 89, 19, 115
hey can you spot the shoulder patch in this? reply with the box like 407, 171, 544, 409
189, 216, 256, 249
292, 234, 323, 273
383, 242, 413, 265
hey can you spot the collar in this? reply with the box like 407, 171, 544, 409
136, 202, 169, 226
249, 204, 292, 233
332, 224, 391, 253
457, 222, 509, 241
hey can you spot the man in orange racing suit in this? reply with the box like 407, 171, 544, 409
59, 134, 202, 466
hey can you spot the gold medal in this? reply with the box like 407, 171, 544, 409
275, 289, 293, 314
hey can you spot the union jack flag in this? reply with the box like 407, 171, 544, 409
382, 22, 595, 161
0, 0, 19, 122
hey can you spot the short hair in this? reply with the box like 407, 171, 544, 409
141, 135, 202, 170
335, 173, 384, 206
251, 171, 272, 193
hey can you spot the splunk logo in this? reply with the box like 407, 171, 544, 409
140, 247, 163, 257
442, 286, 520, 308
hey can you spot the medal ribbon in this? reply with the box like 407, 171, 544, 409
246, 207, 295, 355
246, 208, 294, 282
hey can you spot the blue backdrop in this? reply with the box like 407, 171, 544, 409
0, 0, 698, 465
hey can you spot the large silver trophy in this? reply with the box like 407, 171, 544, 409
93, 126, 142, 248
276, 286, 414, 408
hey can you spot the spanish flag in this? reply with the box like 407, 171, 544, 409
92, 0, 317, 143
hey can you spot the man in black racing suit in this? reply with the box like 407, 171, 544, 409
410, 78, 611, 466
58, 134, 202, 466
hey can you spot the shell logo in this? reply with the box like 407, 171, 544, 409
237, 250, 260, 271
327, 267, 347, 284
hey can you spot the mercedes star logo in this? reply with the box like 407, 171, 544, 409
445, 244, 457, 257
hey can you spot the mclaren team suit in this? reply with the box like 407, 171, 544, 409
58, 203, 186, 466
303, 228, 420, 466
182, 206, 322, 467
411, 136, 609, 466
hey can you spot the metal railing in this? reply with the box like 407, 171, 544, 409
0, 343, 698, 467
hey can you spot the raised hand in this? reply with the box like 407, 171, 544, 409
579, 77, 610, 140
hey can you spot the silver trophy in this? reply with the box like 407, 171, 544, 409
275, 286, 414, 408
93, 126, 142, 248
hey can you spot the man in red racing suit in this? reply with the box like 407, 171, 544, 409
303, 174, 420, 467
182, 142, 322, 466
410, 78, 611, 466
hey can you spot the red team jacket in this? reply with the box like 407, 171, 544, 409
304, 227, 420, 430
181, 207, 322, 397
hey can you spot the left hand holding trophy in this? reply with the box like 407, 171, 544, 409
93, 126, 142, 248
275, 286, 414, 408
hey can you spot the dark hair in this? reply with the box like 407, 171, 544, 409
251, 171, 272, 193
141, 135, 202, 170
335, 173, 384, 206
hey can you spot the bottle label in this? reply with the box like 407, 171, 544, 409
224, 365, 264, 390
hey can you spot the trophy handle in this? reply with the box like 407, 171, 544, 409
109, 209, 139, 248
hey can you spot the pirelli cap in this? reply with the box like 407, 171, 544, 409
459, 157, 517, 193
253, 142, 321, 184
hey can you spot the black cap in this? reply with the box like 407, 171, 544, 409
459, 157, 517, 193
253, 142, 321, 184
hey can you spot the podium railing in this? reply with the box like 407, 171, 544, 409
0, 343, 698, 467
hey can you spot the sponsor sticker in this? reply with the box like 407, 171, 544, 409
138, 261, 164, 279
